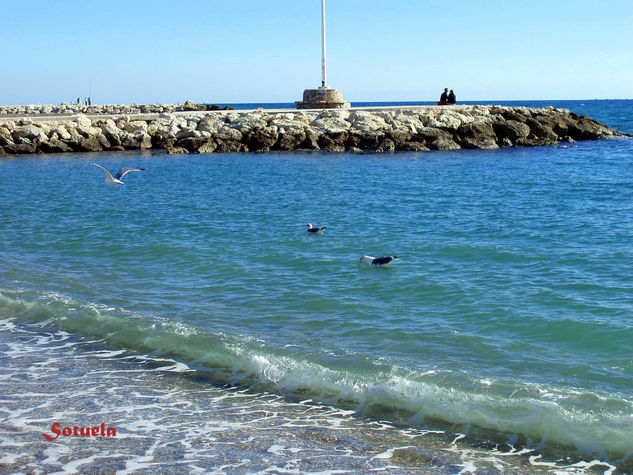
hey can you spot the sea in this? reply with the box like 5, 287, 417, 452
0, 100, 632, 474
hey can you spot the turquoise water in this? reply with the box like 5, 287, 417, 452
1, 100, 632, 472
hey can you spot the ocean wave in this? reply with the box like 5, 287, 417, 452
1, 287, 632, 467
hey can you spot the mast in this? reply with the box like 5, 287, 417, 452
321, 0, 327, 88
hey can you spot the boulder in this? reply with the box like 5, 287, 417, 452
215, 126, 242, 142
0, 129, 12, 146
349, 111, 389, 132
525, 117, 558, 142
567, 116, 613, 140
4, 143, 37, 154
39, 139, 73, 153
414, 127, 460, 150
12, 124, 47, 142
125, 120, 149, 134
229, 117, 267, 133
101, 120, 123, 146
167, 146, 189, 155
274, 121, 308, 150
347, 130, 385, 150
215, 140, 248, 153
78, 136, 103, 152
246, 126, 279, 151
177, 137, 216, 153
318, 130, 349, 151
456, 122, 499, 149
398, 141, 429, 152
493, 120, 530, 144
377, 138, 395, 152
427, 112, 464, 131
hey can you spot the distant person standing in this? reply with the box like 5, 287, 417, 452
438, 88, 449, 105
447, 90, 456, 104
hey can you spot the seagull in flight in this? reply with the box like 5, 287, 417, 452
358, 255, 399, 266
93, 163, 147, 185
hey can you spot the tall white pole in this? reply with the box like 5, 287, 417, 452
321, 0, 327, 88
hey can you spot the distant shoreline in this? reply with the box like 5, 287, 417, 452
1, 103, 628, 156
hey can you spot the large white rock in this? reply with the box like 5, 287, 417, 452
348, 111, 389, 132
215, 126, 242, 141
12, 124, 47, 142
229, 117, 268, 132
310, 117, 350, 133
427, 111, 467, 131
125, 120, 149, 134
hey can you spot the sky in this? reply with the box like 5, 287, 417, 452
1, 0, 631, 105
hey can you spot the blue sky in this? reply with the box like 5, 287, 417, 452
1, 0, 631, 105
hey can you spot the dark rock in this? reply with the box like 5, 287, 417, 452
215, 139, 248, 153
39, 139, 73, 153
533, 112, 571, 138
348, 130, 385, 150
4, 143, 36, 154
222, 105, 234, 110
246, 126, 279, 151
167, 146, 189, 155
456, 122, 498, 149
78, 136, 103, 152
415, 127, 460, 150
121, 133, 151, 150
0, 146, 6, 156
525, 117, 559, 142
276, 130, 307, 150
152, 135, 174, 150
567, 116, 612, 140
500, 109, 531, 123
398, 141, 429, 152
300, 130, 321, 150
96, 134, 111, 149
177, 137, 216, 153
317, 130, 349, 151
183, 100, 207, 112
206, 104, 222, 111
377, 138, 395, 152
102, 129, 122, 146
493, 120, 530, 144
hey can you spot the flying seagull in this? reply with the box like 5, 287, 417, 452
358, 255, 399, 266
305, 224, 326, 234
93, 163, 147, 185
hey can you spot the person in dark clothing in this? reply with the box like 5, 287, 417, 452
438, 88, 449, 105
447, 90, 456, 104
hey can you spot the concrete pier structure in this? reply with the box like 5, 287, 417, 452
296, 87, 350, 109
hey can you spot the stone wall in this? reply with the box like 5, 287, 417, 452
0, 105, 626, 156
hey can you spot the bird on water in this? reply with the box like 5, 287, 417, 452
305, 224, 326, 234
93, 163, 147, 185
358, 255, 399, 266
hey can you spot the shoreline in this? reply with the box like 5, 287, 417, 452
1, 103, 628, 156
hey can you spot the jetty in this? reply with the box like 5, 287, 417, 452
0, 103, 626, 156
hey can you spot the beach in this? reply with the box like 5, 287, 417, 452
1, 100, 633, 473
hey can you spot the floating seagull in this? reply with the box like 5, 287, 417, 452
93, 163, 147, 185
358, 255, 399, 266
305, 223, 326, 234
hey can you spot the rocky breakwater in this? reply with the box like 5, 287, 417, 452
0, 100, 231, 117
0, 105, 626, 156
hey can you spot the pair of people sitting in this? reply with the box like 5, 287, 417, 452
438, 88, 456, 105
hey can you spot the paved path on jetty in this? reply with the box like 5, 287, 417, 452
1, 105, 475, 123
